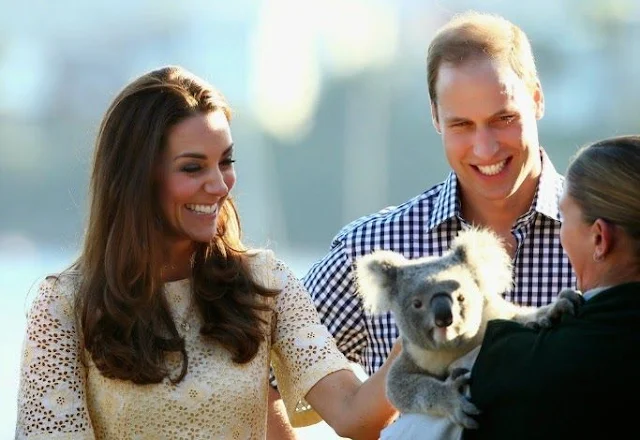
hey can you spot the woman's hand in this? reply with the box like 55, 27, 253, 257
303, 338, 402, 440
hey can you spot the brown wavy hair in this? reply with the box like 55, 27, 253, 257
72, 66, 278, 384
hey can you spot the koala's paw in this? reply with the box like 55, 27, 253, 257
527, 288, 584, 329
444, 371, 481, 429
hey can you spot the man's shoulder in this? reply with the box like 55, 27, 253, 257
331, 182, 448, 250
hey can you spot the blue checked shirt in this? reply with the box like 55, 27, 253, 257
302, 150, 576, 375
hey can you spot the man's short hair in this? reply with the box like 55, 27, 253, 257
427, 11, 539, 104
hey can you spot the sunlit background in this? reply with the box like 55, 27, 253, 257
2, 0, 639, 438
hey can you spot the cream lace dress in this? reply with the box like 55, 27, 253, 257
15, 250, 352, 439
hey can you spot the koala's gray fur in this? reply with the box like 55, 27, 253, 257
355, 227, 581, 429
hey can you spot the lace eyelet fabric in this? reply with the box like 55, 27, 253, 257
16, 250, 351, 439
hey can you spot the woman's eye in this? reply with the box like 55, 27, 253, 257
181, 164, 202, 173
221, 158, 236, 167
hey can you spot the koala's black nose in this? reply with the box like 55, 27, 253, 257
431, 294, 453, 327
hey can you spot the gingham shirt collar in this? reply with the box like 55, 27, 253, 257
427, 149, 561, 231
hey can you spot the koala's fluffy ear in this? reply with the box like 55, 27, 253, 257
451, 228, 514, 295
355, 250, 406, 314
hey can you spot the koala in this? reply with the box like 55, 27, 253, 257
355, 227, 582, 429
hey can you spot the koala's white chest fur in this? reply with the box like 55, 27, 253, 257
405, 340, 470, 377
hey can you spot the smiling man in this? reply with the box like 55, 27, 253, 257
431, 53, 544, 257
301, 10, 576, 384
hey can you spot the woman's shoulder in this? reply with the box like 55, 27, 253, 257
33, 270, 81, 305
244, 247, 275, 261
244, 248, 281, 267
244, 248, 287, 290
245, 248, 294, 268
44, 269, 80, 289
24, 270, 81, 327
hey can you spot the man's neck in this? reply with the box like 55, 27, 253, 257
461, 193, 533, 232
457, 172, 540, 259
457, 146, 546, 233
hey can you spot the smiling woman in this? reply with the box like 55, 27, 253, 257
15, 65, 399, 440
156, 110, 237, 281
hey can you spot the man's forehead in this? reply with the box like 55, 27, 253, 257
435, 64, 529, 116
436, 58, 524, 93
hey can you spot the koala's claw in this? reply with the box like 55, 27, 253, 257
450, 367, 470, 380
450, 370, 471, 390
444, 371, 481, 429
450, 396, 481, 429
558, 288, 585, 312
529, 288, 584, 329
524, 320, 541, 330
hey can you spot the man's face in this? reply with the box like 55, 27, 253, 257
432, 58, 544, 209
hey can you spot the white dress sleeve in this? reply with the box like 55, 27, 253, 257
15, 275, 95, 439
268, 255, 353, 427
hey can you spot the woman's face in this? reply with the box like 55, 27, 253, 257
559, 187, 596, 291
157, 110, 236, 247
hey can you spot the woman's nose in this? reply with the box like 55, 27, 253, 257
204, 171, 228, 195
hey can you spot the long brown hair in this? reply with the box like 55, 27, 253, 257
73, 66, 277, 384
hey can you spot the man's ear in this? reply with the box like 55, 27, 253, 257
431, 101, 441, 134
532, 80, 545, 120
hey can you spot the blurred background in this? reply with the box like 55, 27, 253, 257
1, 0, 639, 438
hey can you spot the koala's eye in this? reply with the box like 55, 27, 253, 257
457, 294, 465, 303
412, 299, 423, 309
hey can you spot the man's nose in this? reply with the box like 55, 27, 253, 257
472, 126, 499, 160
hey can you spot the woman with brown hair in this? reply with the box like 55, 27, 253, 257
15, 66, 397, 439
464, 135, 640, 439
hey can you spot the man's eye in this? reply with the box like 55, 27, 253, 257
499, 115, 515, 124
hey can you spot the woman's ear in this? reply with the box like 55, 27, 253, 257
591, 218, 615, 261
